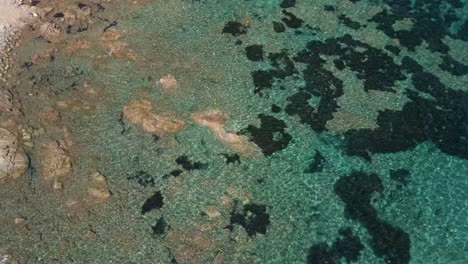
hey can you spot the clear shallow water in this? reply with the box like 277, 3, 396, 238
2, 0, 468, 263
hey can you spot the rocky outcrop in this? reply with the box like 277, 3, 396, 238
0, 127, 28, 182
88, 172, 111, 201
123, 99, 185, 136
192, 110, 261, 158
41, 140, 71, 189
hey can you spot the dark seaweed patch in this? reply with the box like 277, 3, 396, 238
245, 44, 264, 61
251, 50, 297, 95
127, 170, 155, 187
268, 50, 297, 78
271, 104, 282, 113
334, 172, 411, 264
385, 45, 401, 56
222, 21, 248, 36
152, 217, 169, 236
338, 15, 362, 30
251, 70, 274, 94
333, 59, 345, 70
324, 5, 335, 12
241, 114, 292, 156
221, 153, 241, 164
272, 21, 286, 33
439, 55, 468, 76
334, 172, 383, 221
390, 169, 411, 187
175, 155, 208, 171
345, 57, 468, 160
226, 202, 271, 236
307, 228, 364, 264
141, 191, 164, 214
304, 151, 325, 173
280, 0, 296, 8
285, 34, 413, 132
297, 35, 405, 93
170, 169, 183, 177
281, 10, 304, 29
284, 90, 340, 133
369, 0, 467, 53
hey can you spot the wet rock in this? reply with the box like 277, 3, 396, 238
14, 217, 26, 225
101, 28, 121, 42
56, 97, 93, 113
123, 99, 185, 137
100, 29, 145, 64
192, 110, 262, 158
0, 128, 28, 182
157, 74, 178, 91
168, 228, 216, 264
39, 108, 61, 125
41, 141, 71, 189
66, 37, 91, 55
88, 172, 111, 201
0, 253, 19, 264
31, 46, 57, 64
39, 22, 64, 42
204, 206, 221, 218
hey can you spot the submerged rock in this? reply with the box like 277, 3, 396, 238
41, 141, 71, 189
0, 128, 28, 182
192, 110, 262, 158
123, 99, 185, 137
39, 22, 64, 43
88, 172, 111, 201
157, 74, 178, 91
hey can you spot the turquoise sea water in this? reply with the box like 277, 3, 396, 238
2, 0, 467, 263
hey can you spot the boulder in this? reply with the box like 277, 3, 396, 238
0, 127, 28, 181
123, 99, 185, 136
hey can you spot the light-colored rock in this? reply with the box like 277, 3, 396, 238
192, 110, 261, 158
157, 74, 178, 91
123, 99, 185, 136
88, 172, 111, 201
101, 28, 121, 42
39, 22, 64, 43
204, 206, 221, 218
41, 141, 71, 187
66, 38, 91, 55
39, 108, 61, 125
14, 217, 26, 225
0, 127, 28, 181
